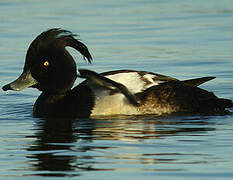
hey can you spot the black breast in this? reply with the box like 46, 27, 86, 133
33, 85, 95, 118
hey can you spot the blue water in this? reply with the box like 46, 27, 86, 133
1, 0, 233, 179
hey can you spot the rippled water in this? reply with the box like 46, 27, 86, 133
1, 0, 233, 179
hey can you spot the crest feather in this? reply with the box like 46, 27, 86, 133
25, 28, 92, 71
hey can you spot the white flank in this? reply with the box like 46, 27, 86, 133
91, 92, 140, 116
89, 71, 165, 116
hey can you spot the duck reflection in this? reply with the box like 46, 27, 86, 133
27, 117, 96, 176
26, 115, 215, 176
90, 115, 215, 141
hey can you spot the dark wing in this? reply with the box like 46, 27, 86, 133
136, 80, 233, 114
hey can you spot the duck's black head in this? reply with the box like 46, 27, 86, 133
2, 28, 92, 93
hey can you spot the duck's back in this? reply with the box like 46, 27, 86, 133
81, 70, 232, 116
82, 70, 171, 116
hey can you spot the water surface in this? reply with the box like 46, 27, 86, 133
1, 0, 233, 179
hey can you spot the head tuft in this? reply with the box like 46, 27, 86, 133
24, 28, 92, 71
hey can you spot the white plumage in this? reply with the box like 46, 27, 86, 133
89, 71, 166, 116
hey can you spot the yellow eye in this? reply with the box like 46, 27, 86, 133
43, 61, 50, 67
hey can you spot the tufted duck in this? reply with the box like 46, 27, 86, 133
2, 28, 233, 117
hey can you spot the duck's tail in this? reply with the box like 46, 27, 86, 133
201, 97, 233, 114
182, 76, 216, 87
